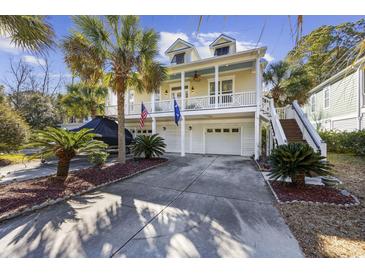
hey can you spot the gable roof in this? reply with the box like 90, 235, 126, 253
165, 38, 196, 54
209, 34, 236, 48
309, 56, 365, 95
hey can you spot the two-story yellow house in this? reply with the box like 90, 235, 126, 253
105, 33, 327, 159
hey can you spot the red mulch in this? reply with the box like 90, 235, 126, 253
270, 181, 356, 205
0, 158, 167, 219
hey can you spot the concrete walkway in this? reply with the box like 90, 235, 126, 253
0, 154, 303, 258
0, 155, 119, 184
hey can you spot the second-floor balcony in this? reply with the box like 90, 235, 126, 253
105, 91, 257, 117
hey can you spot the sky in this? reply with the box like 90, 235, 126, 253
0, 15, 364, 92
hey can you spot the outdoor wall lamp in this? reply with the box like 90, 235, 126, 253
191, 86, 195, 92
164, 89, 168, 95
189, 126, 192, 130
163, 126, 166, 131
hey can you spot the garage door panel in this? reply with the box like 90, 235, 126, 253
205, 127, 241, 155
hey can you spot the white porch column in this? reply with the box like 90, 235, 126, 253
180, 116, 185, 156
181, 71, 185, 110
152, 117, 157, 134
151, 91, 155, 113
254, 57, 262, 160
126, 90, 130, 115
214, 65, 219, 108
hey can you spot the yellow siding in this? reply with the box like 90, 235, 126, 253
133, 69, 256, 104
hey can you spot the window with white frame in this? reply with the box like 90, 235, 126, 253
171, 53, 185, 64
214, 46, 229, 56
311, 95, 316, 112
324, 87, 330, 108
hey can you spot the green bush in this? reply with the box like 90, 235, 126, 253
0, 102, 30, 152
27, 127, 108, 178
320, 130, 365, 156
132, 134, 166, 159
269, 143, 332, 187
88, 151, 109, 166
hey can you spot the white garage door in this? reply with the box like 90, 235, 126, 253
205, 127, 241, 155
158, 126, 189, 153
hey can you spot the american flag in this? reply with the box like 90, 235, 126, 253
139, 102, 149, 128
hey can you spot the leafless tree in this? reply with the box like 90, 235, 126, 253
3, 58, 33, 109
3, 57, 64, 108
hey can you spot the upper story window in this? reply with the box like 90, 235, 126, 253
324, 87, 330, 108
311, 95, 316, 112
171, 53, 185, 64
214, 46, 229, 56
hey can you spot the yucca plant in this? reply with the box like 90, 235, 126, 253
132, 134, 166, 159
269, 143, 332, 187
27, 127, 108, 179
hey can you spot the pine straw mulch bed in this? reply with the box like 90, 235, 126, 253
0, 158, 167, 221
270, 181, 357, 205
276, 153, 365, 258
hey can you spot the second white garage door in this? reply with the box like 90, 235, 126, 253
205, 127, 241, 155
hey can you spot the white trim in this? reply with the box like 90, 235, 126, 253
207, 75, 236, 96
165, 38, 194, 54
323, 86, 330, 109
240, 126, 244, 156
310, 95, 316, 112
167, 47, 267, 70
169, 81, 190, 99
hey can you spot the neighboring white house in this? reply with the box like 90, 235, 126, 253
105, 33, 326, 158
303, 57, 365, 132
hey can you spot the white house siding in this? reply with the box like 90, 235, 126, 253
125, 117, 255, 156
332, 117, 358, 131
304, 71, 359, 131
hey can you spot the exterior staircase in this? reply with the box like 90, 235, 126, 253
279, 119, 307, 144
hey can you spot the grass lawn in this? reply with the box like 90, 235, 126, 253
278, 153, 365, 257
0, 153, 35, 166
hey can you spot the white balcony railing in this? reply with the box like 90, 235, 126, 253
105, 91, 256, 116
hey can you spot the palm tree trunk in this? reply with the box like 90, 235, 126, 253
291, 172, 305, 187
117, 91, 126, 163
56, 157, 71, 178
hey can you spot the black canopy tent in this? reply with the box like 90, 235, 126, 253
71, 116, 133, 146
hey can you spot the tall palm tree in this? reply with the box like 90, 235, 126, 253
61, 83, 108, 118
263, 61, 313, 107
0, 16, 54, 54
69, 15, 162, 163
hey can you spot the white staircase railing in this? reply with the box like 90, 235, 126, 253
265, 98, 288, 146
291, 100, 327, 157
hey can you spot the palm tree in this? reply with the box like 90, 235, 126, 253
27, 127, 108, 179
61, 83, 108, 118
263, 61, 313, 107
0, 16, 54, 53
69, 15, 162, 163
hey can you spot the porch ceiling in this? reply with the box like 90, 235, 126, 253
168, 61, 255, 80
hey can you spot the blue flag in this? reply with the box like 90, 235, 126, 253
174, 98, 181, 126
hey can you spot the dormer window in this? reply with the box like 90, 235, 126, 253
214, 46, 230, 56
171, 53, 185, 64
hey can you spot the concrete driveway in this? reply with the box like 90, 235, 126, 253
0, 154, 303, 257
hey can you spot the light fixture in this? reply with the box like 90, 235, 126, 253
164, 89, 168, 95
192, 71, 201, 82
191, 86, 195, 92
189, 126, 192, 131
163, 126, 166, 131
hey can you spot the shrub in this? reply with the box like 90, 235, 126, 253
88, 151, 109, 166
320, 129, 365, 156
132, 134, 166, 159
26, 127, 108, 179
269, 143, 332, 187
0, 102, 30, 152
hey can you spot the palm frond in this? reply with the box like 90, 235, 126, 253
0, 15, 54, 54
